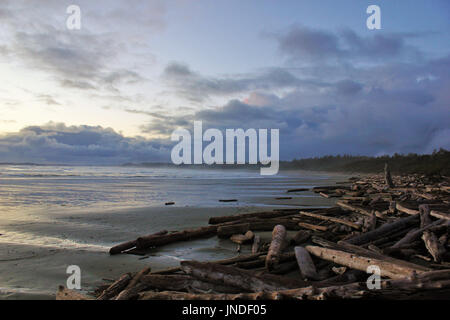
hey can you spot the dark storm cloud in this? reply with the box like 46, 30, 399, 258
144, 54, 450, 159
274, 26, 422, 62
0, 123, 171, 164
162, 27, 425, 103
162, 62, 329, 102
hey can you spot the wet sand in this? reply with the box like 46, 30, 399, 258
0, 172, 349, 299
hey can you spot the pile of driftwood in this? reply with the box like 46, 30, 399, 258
58, 166, 450, 300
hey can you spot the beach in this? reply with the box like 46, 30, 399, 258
0, 165, 348, 299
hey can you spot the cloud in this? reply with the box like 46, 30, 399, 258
143, 54, 450, 159
162, 62, 327, 102
36, 94, 61, 106
273, 25, 422, 63
0, 123, 171, 164
10, 26, 141, 93
161, 26, 427, 103
0, 0, 161, 100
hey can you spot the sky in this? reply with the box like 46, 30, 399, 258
0, 0, 449, 164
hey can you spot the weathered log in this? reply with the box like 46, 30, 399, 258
396, 202, 419, 215
138, 272, 450, 300
297, 211, 361, 230
115, 267, 151, 300
138, 290, 272, 300
217, 220, 299, 238
56, 286, 92, 300
109, 239, 137, 255
344, 214, 418, 245
136, 226, 217, 250
312, 186, 347, 192
363, 212, 377, 232
235, 252, 296, 270
109, 230, 168, 255
388, 201, 397, 214
265, 225, 287, 271
422, 230, 446, 263
336, 200, 384, 218
139, 281, 379, 300
209, 210, 298, 225
180, 261, 308, 292
287, 188, 309, 193
252, 235, 261, 253
391, 219, 447, 249
291, 230, 311, 245
305, 245, 427, 279
314, 270, 367, 287
419, 204, 432, 228
140, 274, 243, 293
295, 246, 319, 280
151, 252, 265, 275
313, 236, 429, 273
384, 163, 395, 188
298, 222, 328, 232
268, 261, 299, 275
319, 192, 334, 198
336, 241, 430, 272
97, 273, 132, 300
136, 282, 366, 300
115, 283, 148, 300
230, 230, 254, 245
150, 266, 183, 275
431, 210, 450, 221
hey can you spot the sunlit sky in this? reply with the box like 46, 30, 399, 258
0, 0, 449, 163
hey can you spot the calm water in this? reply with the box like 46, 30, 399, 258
0, 165, 339, 212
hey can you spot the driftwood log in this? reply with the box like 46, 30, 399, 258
297, 211, 360, 230
422, 230, 446, 263
217, 220, 299, 238
180, 261, 307, 292
294, 246, 319, 280
305, 245, 427, 279
115, 267, 151, 300
384, 163, 395, 188
109, 231, 168, 255
265, 225, 287, 271
136, 226, 217, 250
209, 210, 300, 225
97, 273, 132, 300
140, 274, 243, 293
252, 235, 261, 253
344, 214, 418, 245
